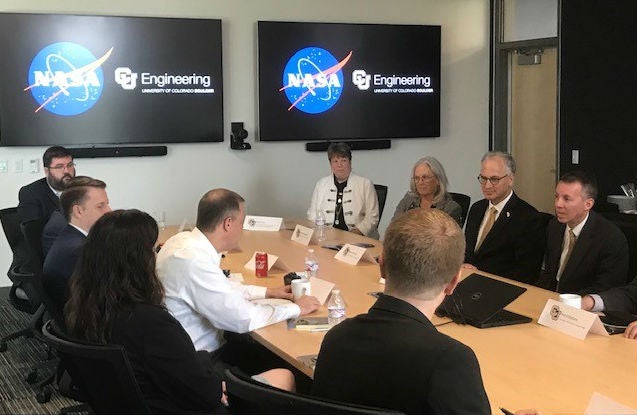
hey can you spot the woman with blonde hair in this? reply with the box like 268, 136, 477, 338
392, 156, 462, 225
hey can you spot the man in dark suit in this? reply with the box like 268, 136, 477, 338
537, 171, 628, 296
582, 277, 637, 339
17, 146, 76, 224
313, 209, 490, 414
464, 152, 545, 283
42, 177, 110, 316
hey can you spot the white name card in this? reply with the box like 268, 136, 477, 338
309, 277, 336, 305
290, 224, 315, 246
538, 299, 609, 340
244, 251, 290, 272
334, 243, 378, 265
243, 215, 282, 231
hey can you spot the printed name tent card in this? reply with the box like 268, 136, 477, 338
243, 215, 283, 231
334, 243, 378, 265
290, 224, 317, 246
244, 252, 290, 272
308, 277, 335, 305
538, 299, 609, 340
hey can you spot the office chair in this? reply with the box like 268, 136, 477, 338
374, 184, 388, 223
42, 320, 151, 415
449, 192, 471, 228
224, 368, 406, 415
598, 211, 637, 284
0, 207, 41, 352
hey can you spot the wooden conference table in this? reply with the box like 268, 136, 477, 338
160, 221, 637, 415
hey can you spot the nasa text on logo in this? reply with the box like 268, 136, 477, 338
25, 42, 113, 116
280, 47, 352, 114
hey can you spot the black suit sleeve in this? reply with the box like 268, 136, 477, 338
17, 185, 44, 223
111, 306, 222, 412
599, 277, 637, 313
585, 230, 630, 295
143, 311, 222, 411
429, 342, 491, 415
510, 211, 546, 283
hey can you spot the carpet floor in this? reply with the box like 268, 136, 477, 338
0, 287, 86, 415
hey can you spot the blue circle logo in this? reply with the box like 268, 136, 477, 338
281, 47, 351, 114
27, 42, 106, 116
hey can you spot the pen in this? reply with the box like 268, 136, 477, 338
500, 407, 515, 415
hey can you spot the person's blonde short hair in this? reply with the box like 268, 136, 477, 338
382, 209, 465, 299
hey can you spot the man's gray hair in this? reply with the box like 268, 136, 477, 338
481, 151, 516, 175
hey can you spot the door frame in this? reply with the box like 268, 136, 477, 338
490, 0, 560, 157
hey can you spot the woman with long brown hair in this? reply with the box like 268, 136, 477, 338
65, 209, 224, 414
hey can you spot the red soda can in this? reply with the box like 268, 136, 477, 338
255, 252, 268, 277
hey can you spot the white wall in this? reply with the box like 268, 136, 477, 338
0, 0, 490, 287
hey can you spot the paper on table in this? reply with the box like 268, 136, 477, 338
309, 277, 335, 305
584, 392, 637, 415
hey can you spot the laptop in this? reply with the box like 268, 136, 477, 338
435, 273, 532, 328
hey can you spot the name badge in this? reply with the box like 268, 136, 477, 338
291, 224, 315, 246
243, 215, 282, 231
538, 299, 609, 340
334, 243, 378, 265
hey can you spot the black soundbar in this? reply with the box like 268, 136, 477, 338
69, 146, 168, 159
305, 140, 391, 152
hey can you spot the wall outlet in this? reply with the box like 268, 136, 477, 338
14, 159, 23, 173
29, 159, 39, 173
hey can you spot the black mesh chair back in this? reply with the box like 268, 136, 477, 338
42, 320, 151, 415
0, 207, 22, 258
449, 192, 471, 228
20, 218, 47, 272
225, 368, 406, 415
374, 184, 388, 223
0, 208, 41, 316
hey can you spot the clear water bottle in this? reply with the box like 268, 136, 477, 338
327, 289, 347, 325
304, 248, 319, 278
315, 209, 326, 242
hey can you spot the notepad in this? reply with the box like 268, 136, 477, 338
292, 317, 330, 331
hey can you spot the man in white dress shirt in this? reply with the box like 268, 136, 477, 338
157, 188, 320, 374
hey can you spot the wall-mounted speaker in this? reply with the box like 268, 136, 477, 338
69, 146, 168, 159
305, 140, 391, 152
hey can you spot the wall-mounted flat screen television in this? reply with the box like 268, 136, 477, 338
257, 21, 440, 141
0, 13, 223, 146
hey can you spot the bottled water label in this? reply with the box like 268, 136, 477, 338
328, 307, 346, 325
304, 260, 319, 277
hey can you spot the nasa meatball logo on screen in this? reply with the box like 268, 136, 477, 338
25, 42, 112, 116
280, 47, 352, 114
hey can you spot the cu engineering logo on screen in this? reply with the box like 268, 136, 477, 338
280, 47, 352, 114
25, 42, 112, 116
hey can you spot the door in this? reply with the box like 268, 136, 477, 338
510, 47, 557, 213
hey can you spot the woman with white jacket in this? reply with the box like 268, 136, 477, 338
308, 142, 379, 239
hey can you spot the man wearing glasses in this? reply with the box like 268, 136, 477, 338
17, 146, 76, 224
464, 151, 545, 283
